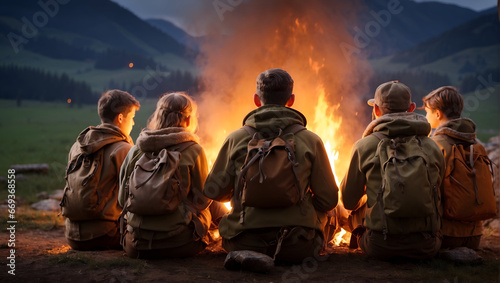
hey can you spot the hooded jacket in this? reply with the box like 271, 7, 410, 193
119, 127, 212, 247
203, 105, 338, 240
341, 112, 445, 234
432, 118, 483, 237
65, 124, 133, 241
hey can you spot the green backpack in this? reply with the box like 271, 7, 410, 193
372, 132, 440, 237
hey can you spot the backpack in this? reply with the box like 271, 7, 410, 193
442, 142, 497, 221
123, 141, 196, 216
60, 147, 110, 221
372, 132, 440, 236
236, 124, 306, 222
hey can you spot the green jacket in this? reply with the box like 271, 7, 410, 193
119, 128, 212, 245
341, 112, 445, 234
204, 105, 338, 240
432, 118, 483, 237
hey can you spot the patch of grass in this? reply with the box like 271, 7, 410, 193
0, 99, 157, 204
0, 206, 64, 230
49, 253, 148, 273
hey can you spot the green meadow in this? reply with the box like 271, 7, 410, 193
0, 99, 157, 203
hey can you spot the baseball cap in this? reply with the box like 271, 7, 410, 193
367, 81, 412, 112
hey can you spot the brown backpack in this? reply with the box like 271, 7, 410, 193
236, 124, 306, 222
123, 141, 195, 216
442, 142, 497, 221
61, 147, 111, 221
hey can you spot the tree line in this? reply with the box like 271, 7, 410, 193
0, 65, 99, 106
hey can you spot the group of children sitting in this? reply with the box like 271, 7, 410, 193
61, 68, 496, 271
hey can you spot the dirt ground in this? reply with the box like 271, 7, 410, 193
1, 223, 499, 283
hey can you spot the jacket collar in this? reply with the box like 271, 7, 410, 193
362, 112, 430, 138
136, 127, 199, 152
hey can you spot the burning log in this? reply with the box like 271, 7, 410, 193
10, 163, 49, 174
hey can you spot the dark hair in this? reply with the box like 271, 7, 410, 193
147, 92, 197, 132
256, 68, 294, 105
422, 86, 463, 119
98, 89, 140, 123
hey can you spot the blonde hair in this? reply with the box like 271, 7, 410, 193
147, 92, 198, 132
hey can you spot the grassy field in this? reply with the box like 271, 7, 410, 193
0, 99, 157, 203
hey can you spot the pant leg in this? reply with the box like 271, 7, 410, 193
123, 225, 206, 259
441, 235, 481, 250
67, 226, 121, 251
222, 226, 324, 264
359, 229, 441, 260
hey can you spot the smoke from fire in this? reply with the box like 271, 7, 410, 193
192, 0, 373, 179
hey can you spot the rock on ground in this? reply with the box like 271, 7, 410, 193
31, 199, 61, 211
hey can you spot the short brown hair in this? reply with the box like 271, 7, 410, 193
256, 68, 293, 105
147, 92, 198, 132
98, 90, 140, 123
422, 86, 463, 119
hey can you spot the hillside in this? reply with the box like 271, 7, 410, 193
146, 18, 200, 52
390, 13, 500, 67
358, 0, 480, 57
0, 0, 197, 97
0, 0, 189, 58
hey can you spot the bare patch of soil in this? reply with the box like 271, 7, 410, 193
1, 225, 498, 282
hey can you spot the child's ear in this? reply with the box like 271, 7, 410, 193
286, 94, 295, 107
253, 93, 262, 107
407, 102, 416, 113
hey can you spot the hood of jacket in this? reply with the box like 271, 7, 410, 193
77, 124, 130, 155
136, 127, 199, 152
362, 112, 431, 138
242, 105, 307, 134
432, 118, 476, 144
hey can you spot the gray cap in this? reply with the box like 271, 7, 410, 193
367, 81, 412, 112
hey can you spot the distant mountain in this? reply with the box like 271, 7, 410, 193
146, 18, 200, 52
358, 0, 480, 58
0, 0, 189, 59
478, 6, 497, 16
390, 13, 500, 67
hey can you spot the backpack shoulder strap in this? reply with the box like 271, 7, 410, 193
371, 132, 387, 140
242, 125, 257, 136
283, 124, 306, 135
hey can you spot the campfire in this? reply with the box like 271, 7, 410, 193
194, 1, 371, 246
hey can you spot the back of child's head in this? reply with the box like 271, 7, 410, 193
422, 86, 463, 119
256, 68, 294, 105
147, 92, 198, 132
98, 89, 140, 123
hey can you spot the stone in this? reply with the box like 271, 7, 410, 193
31, 199, 60, 211
224, 250, 274, 273
49, 190, 64, 201
37, 191, 49, 200
439, 247, 483, 265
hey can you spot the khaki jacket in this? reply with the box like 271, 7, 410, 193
203, 105, 338, 240
65, 124, 133, 241
432, 118, 483, 237
119, 128, 212, 246
341, 113, 445, 234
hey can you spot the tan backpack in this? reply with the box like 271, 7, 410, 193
61, 146, 112, 221
123, 141, 195, 216
236, 124, 306, 223
442, 142, 497, 221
